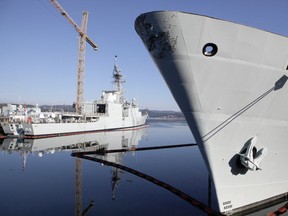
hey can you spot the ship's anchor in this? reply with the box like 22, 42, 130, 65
237, 136, 267, 171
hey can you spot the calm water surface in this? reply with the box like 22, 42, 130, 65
0, 120, 286, 216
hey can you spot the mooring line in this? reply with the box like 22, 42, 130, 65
202, 86, 274, 142
202, 75, 288, 142
72, 143, 197, 156
72, 153, 223, 216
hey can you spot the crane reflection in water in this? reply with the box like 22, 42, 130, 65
1, 123, 288, 215
0, 127, 147, 215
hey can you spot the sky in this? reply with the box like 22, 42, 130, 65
1, 0, 288, 111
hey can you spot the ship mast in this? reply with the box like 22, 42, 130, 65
113, 55, 125, 102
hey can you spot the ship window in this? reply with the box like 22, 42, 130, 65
203, 43, 218, 57
97, 104, 106, 114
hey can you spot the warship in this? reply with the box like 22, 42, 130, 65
2, 57, 147, 138
135, 11, 288, 214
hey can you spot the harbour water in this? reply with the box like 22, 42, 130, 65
0, 120, 287, 216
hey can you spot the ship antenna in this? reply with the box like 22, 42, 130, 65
113, 55, 125, 101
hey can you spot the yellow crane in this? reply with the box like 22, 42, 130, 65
49, 0, 98, 114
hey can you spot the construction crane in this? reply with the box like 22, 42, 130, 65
49, 0, 98, 114
48, 1, 97, 215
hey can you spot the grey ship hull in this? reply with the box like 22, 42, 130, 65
135, 11, 288, 214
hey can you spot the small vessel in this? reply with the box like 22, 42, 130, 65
135, 11, 288, 215
18, 57, 147, 138
0, 104, 43, 136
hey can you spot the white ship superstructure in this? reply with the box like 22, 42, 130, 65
135, 11, 288, 214
15, 57, 147, 138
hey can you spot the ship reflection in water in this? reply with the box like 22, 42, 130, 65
0, 120, 287, 216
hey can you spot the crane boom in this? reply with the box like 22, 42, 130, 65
49, 0, 98, 114
49, 0, 98, 50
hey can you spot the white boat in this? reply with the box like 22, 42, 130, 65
135, 11, 288, 215
0, 104, 42, 135
20, 57, 147, 138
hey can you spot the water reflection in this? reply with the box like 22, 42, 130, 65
73, 151, 221, 216
0, 121, 287, 215
0, 128, 147, 170
0, 127, 148, 216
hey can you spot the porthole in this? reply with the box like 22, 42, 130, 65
202, 43, 218, 57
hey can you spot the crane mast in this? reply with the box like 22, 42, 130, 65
48, 1, 97, 215
76, 12, 88, 114
48, 0, 98, 114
